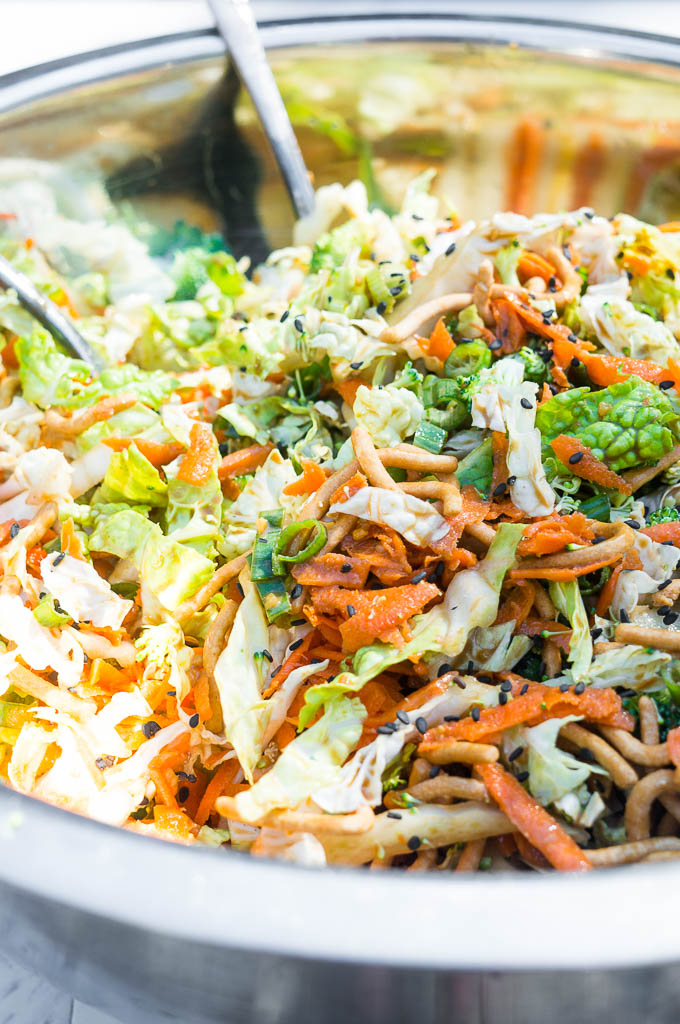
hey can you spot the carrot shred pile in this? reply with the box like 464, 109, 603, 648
550, 435, 632, 495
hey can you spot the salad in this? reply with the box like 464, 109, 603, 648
0, 162, 680, 873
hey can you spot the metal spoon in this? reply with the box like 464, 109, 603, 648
206, 0, 315, 219
0, 253, 103, 371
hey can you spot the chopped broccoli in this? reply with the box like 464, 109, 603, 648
170, 248, 244, 302
623, 674, 680, 741
147, 219, 226, 258
512, 345, 551, 385
647, 505, 680, 526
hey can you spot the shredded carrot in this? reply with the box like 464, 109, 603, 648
150, 766, 179, 810
476, 763, 591, 871
177, 422, 216, 487
262, 631, 317, 698
511, 556, 621, 582
0, 517, 28, 546
102, 437, 183, 468
494, 582, 535, 628
311, 581, 441, 653
334, 379, 362, 407
550, 435, 632, 495
282, 458, 328, 496
194, 760, 240, 827
329, 471, 367, 505
426, 317, 455, 361
518, 619, 572, 653
217, 444, 273, 481
667, 726, 680, 768
490, 431, 509, 496
152, 805, 194, 841
641, 521, 680, 546
25, 546, 47, 574
552, 334, 680, 391
501, 292, 574, 345
514, 827, 561, 871
342, 525, 411, 584
420, 684, 632, 749
60, 518, 85, 560
517, 250, 555, 284
518, 513, 595, 557
1, 338, 18, 370
88, 659, 131, 693
292, 553, 370, 588
192, 674, 213, 723
658, 221, 680, 233
490, 297, 526, 355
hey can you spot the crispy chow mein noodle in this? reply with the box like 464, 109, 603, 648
3, 170, 680, 873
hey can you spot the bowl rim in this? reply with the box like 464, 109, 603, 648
1, 9, 680, 972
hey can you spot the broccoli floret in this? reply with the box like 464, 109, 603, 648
513, 344, 551, 385
623, 675, 680, 741
647, 505, 680, 526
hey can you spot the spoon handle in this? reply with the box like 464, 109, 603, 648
0, 254, 102, 372
207, 0, 315, 219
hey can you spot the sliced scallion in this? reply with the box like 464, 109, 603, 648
413, 420, 447, 454
274, 520, 327, 567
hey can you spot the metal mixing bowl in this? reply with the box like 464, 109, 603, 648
2, 8, 680, 1023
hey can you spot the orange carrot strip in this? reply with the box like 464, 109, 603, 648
552, 334, 680, 391
476, 763, 591, 871
262, 631, 317, 698
150, 767, 179, 810
283, 458, 328, 496
426, 317, 455, 361
510, 556, 622, 581
518, 513, 595, 558
517, 250, 555, 284
658, 221, 680, 233
311, 582, 440, 653
641, 521, 680, 546
501, 291, 573, 345
550, 435, 632, 495
60, 518, 85, 560
421, 685, 632, 748
329, 471, 367, 505
194, 760, 240, 826
490, 297, 526, 355
102, 437, 183, 468
292, 553, 370, 588
26, 546, 47, 574
0, 517, 28, 547
176, 422, 216, 487
490, 431, 509, 497
152, 805, 194, 841
667, 726, 680, 768
335, 379, 362, 407
495, 582, 535, 628
88, 658, 131, 693
217, 444, 273, 481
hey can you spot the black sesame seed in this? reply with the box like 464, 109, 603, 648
290, 584, 303, 601
236, 580, 245, 597
350, 361, 363, 369
53, 551, 66, 566
507, 475, 517, 485
624, 519, 640, 530
262, 649, 273, 663
290, 619, 306, 627
489, 339, 502, 351
377, 725, 393, 735
9, 522, 19, 539
515, 770, 530, 783
619, 608, 630, 623
499, 691, 508, 705
167, 690, 177, 697
470, 706, 481, 722
520, 397, 533, 410
579, 747, 597, 763
443, 714, 459, 722
660, 380, 675, 390
574, 681, 586, 695
396, 710, 410, 725
294, 317, 304, 332
520, 683, 529, 695
493, 482, 507, 497
387, 811, 402, 819
570, 357, 581, 368
407, 836, 421, 851
415, 716, 428, 734
568, 452, 584, 465
592, 536, 606, 544
477, 674, 493, 683
289, 638, 304, 652
340, 563, 353, 574
591, 627, 603, 640
189, 713, 199, 728
568, 333, 579, 343
178, 786, 190, 803
346, 604, 356, 617
664, 612, 679, 625
142, 721, 161, 739
376, 301, 387, 316
658, 578, 673, 591
280, 310, 290, 323
390, 286, 402, 296
411, 570, 427, 584
663, 540, 676, 546
453, 676, 467, 689
437, 663, 452, 678
310, 657, 324, 664
508, 746, 524, 762
666, 268, 675, 280
559, 682, 570, 692
429, 765, 440, 779
445, 242, 457, 256
500, 680, 512, 692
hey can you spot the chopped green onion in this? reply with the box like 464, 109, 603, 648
425, 404, 467, 430
443, 339, 491, 378
250, 529, 283, 580
413, 420, 447, 454
423, 376, 462, 408
255, 578, 291, 623
33, 595, 72, 627
274, 520, 327, 567
261, 509, 284, 527
578, 493, 611, 523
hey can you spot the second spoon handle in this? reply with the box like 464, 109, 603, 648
207, 0, 315, 220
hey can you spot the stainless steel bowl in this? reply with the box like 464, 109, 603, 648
2, 9, 680, 1023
